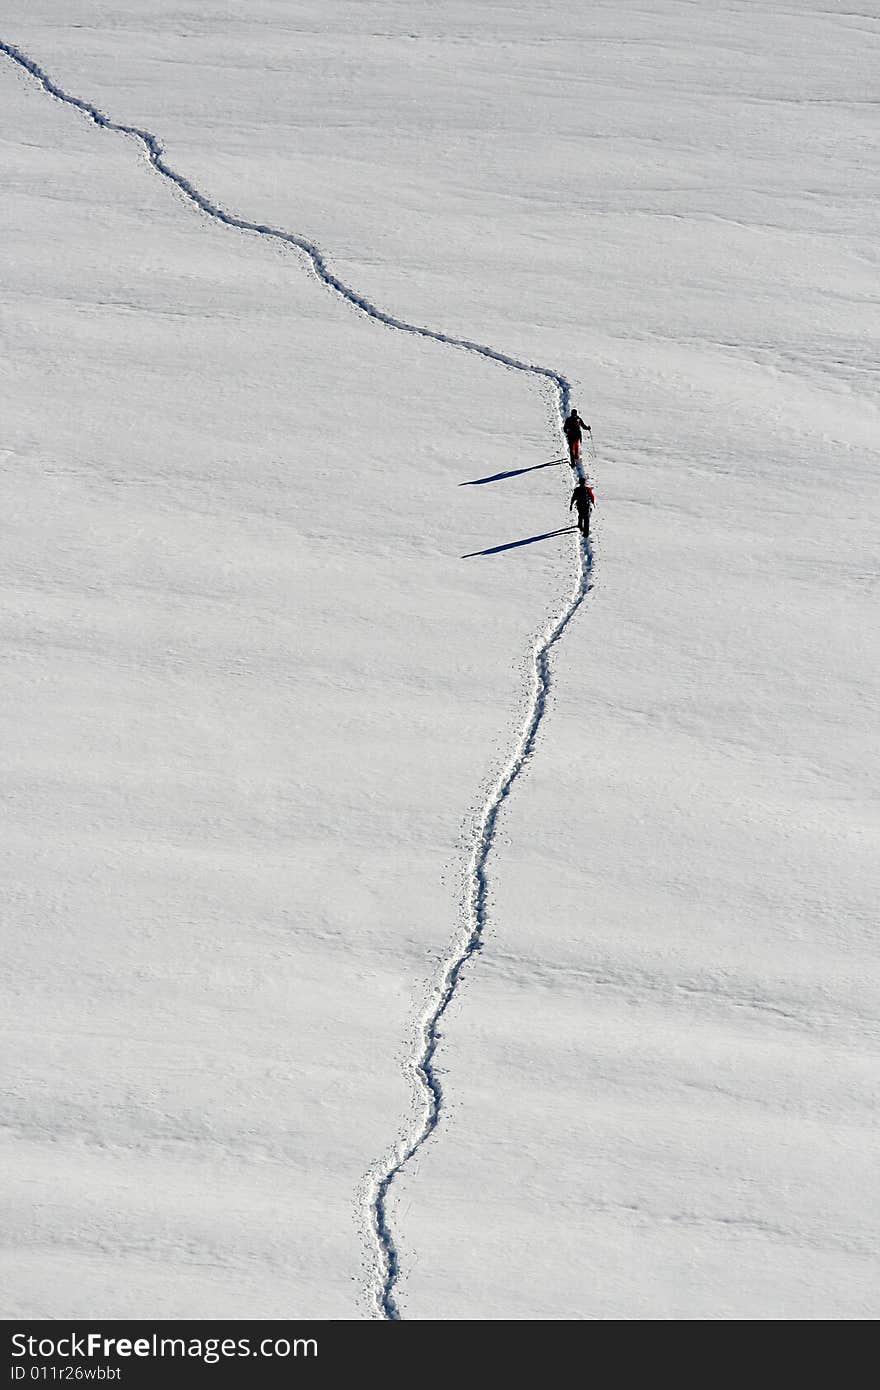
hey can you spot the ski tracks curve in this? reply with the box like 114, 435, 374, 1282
0, 37, 596, 1320
370, 537, 593, 1317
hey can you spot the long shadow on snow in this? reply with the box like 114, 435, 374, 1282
459, 458, 567, 487
463, 525, 578, 558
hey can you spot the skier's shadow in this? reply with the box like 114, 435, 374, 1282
459, 458, 567, 487
462, 526, 578, 558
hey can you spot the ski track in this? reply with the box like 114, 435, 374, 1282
371, 537, 593, 1317
0, 38, 595, 1320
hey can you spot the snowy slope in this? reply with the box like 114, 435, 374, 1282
2, 2, 879, 1319
0, 27, 575, 1318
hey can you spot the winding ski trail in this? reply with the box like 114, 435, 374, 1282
370, 539, 593, 1317
0, 37, 595, 1320
0, 41, 571, 407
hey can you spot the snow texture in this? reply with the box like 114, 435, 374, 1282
2, 1, 878, 1320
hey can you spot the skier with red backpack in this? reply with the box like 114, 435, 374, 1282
562, 408, 591, 466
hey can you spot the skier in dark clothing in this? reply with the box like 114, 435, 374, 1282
570, 479, 595, 536
563, 408, 590, 466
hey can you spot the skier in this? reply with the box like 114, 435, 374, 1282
570, 478, 595, 536
563, 408, 590, 466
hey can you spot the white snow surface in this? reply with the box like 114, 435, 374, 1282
1, 1, 878, 1320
